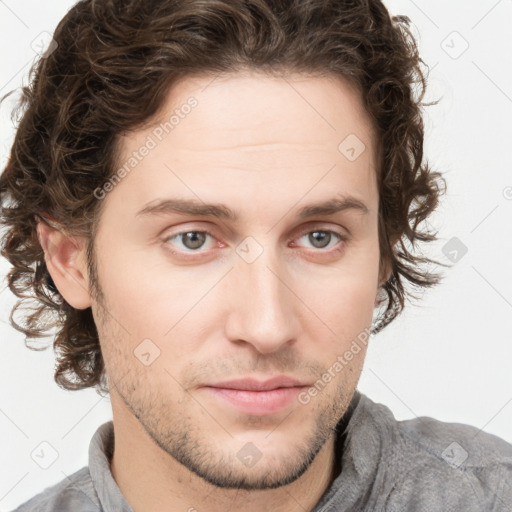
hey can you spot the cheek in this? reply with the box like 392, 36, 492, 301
303, 282, 375, 353
292, 257, 378, 375
91, 252, 163, 344
96, 250, 225, 361
299, 256, 379, 326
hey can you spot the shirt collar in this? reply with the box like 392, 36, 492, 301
88, 420, 135, 512
311, 390, 395, 511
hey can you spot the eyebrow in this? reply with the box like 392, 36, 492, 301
136, 195, 369, 221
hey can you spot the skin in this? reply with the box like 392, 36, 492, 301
37, 70, 391, 512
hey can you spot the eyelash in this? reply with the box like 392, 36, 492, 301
162, 226, 349, 259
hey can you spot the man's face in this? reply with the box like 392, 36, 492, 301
90, 70, 381, 489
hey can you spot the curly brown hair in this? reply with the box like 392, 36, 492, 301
0, 0, 449, 395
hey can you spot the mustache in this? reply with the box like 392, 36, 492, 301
185, 355, 327, 387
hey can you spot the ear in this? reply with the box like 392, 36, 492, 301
36, 217, 92, 309
377, 255, 392, 288
375, 256, 392, 307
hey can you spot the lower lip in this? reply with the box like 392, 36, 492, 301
201, 386, 307, 415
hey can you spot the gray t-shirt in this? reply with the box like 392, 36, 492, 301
10, 390, 512, 511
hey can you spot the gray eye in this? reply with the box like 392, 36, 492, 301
179, 232, 208, 250
307, 231, 333, 249
165, 231, 212, 252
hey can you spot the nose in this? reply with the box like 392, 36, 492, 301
224, 242, 300, 354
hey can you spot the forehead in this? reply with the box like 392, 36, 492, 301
106, 70, 379, 223
149, 69, 376, 151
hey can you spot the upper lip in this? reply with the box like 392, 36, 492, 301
203, 376, 310, 391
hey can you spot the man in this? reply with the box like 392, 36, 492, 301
1, 0, 511, 511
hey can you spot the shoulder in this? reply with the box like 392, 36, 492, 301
10, 466, 101, 512
399, 413, 512, 466
390, 412, 512, 510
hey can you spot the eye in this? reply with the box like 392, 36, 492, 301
293, 229, 346, 251
163, 227, 348, 256
163, 230, 216, 252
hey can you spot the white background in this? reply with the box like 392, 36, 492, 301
1, 0, 511, 510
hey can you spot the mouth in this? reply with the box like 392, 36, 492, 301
201, 386, 309, 416
199, 376, 311, 416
